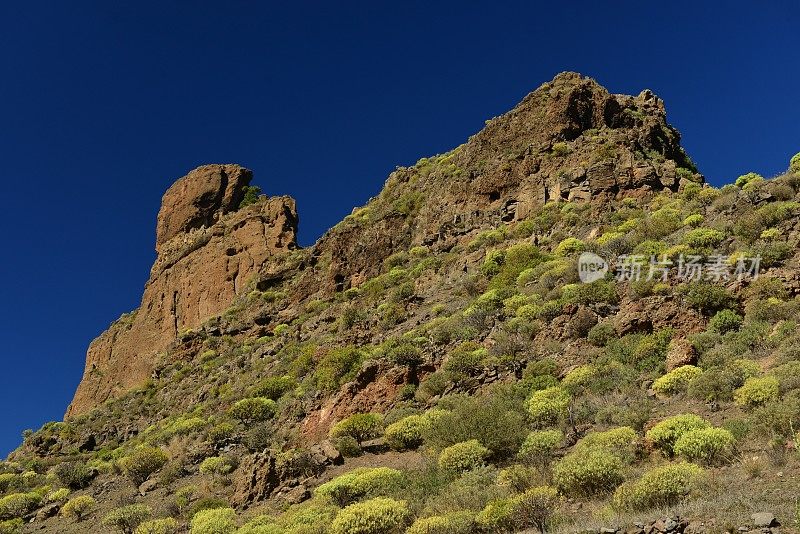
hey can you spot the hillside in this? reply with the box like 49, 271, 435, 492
3, 72, 800, 534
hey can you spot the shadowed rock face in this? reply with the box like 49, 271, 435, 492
67, 165, 298, 416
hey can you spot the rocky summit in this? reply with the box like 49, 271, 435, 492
5, 73, 800, 533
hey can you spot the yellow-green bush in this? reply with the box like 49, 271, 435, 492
118, 446, 168, 486
683, 214, 704, 227
330, 497, 410, 534
734, 375, 779, 408
673, 427, 735, 465
476, 486, 558, 533
45, 487, 69, 504
708, 309, 743, 334
735, 172, 763, 188
551, 449, 623, 496
438, 440, 490, 474
315, 467, 403, 506
645, 414, 710, 455
0, 492, 41, 520
405, 511, 475, 534
0, 474, 18, 494
517, 429, 562, 465
190, 507, 237, 534
0, 519, 22, 534
229, 397, 277, 425
251, 375, 297, 400
575, 426, 638, 462
790, 152, 800, 173
59, 494, 95, 521
383, 415, 428, 451
330, 413, 383, 444
561, 365, 597, 392
525, 386, 571, 428
199, 456, 235, 478
613, 462, 705, 510
683, 227, 725, 248
102, 504, 152, 533
554, 237, 585, 256
134, 517, 179, 534
652, 365, 703, 395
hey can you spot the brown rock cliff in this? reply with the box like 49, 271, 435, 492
67, 164, 298, 416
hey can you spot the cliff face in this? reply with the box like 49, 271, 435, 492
307, 72, 701, 295
67, 164, 298, 416
68, 73, 700, 415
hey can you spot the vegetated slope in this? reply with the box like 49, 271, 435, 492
4, 72, 800, 534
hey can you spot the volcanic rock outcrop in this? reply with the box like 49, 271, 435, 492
68, 73, 702, 416
67, 164, 298, 416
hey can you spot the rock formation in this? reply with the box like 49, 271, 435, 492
66, 164, 298, 416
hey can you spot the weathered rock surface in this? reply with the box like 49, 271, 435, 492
67, 165, 298, 416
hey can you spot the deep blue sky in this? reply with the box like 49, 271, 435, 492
1, 1, 798, 455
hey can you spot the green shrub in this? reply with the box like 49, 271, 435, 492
735, 172, 763, 188
330, 413, 383, 444
588, 321, 616, 347
238, 186, 262, 209
422, 391, 528, 459
561, 365, 598, 392
554, 237, 585, 256
552, 449, 623, 496
575, 426, 638, 461
438, 440, 490, 474
646, 414, 710, 455
251, 376, 296, 400
0, 519, 22, 534
45, 487, 70, 504
53, 460, 93, 489
518, 430, 563, 466
525, 386, 571, 428
0, 492, 41, 520
708, 309, 743, 334
443, 344, 486, 376
0, 474, 18, 494
229, 397, 277, 425
118, 446, 168, 486
683, 228, 724, 248
199, 456, 235, 479
330, 497, 410, 534
190, 507, 237, 534
102, 504, 152, 533
652, 365, 703, 396
683, 214, 704, 227
613, 462, 705, 510
316, 467, 404, 507
475, 486, 558, 533
734, 376, 779, 407
207, 422, 236, 447
59, 494, 95, 521
673, 427, 735, 465
406, 511, 475, 534
791, 152, 800, 173
314, 346, 365, 391
134, 517, 179, 534
685, 283, 736, 315
383, 415, 428, 451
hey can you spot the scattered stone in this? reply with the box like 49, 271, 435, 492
751, 513, 777, 528
138, 478, 158, 495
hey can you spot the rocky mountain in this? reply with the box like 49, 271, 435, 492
4, 73, 800, 534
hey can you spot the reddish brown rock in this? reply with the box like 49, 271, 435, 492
155, 164, 252, 253
66, 166, 298, 417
